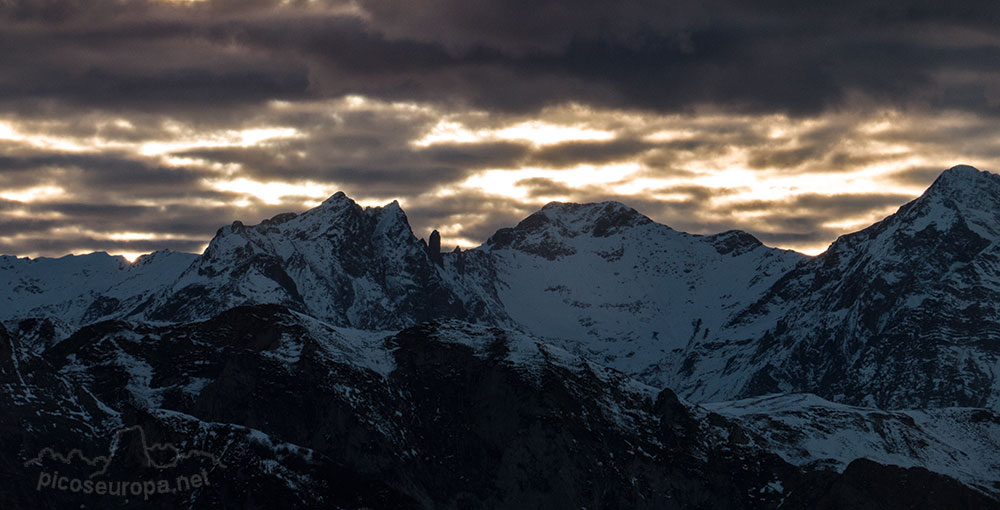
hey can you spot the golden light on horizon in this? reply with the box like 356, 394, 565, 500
793, 245, 829, 256
494, 121, 616, 145
118, 252, 146, 262
207, 177, 341, 206
139, 126, 302, 158
0, 186, 69, 203
0, 121, 15, 139
3, 99, 999, 261
106, 232, 161, 242
414, 118, 616, 148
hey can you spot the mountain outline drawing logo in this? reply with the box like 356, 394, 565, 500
23, 424, 227, 479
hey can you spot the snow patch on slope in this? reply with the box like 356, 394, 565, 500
705, 393, 1000, 497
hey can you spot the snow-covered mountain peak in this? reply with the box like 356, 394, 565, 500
0, 249, 197, 329
484, 200, 656, 258
141, 192, 479, 328
320, 190, 353, 207
707, 166, 1000, 409
131, 249, 191, 268
814, 166, 1000, 264
928, 164, 994, 191
899, 165, 1000, 239
371, 200, 409, 233
312, 192, 408, 227
536, 200, 654, 236
203, 194, 411, 251
705, 230, 766, 256
301, 194, 407, 232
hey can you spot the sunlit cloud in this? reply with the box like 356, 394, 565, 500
0, 121, 15, 139
106, 232, 162, 241
414, 118, 616, 148
0, 186, 68, 203
117, 252, 146, 262
462, 163, 641, 200
3, 95, 1000, 260
414, 121, 487, 147
494, 121, 616, 146
1, 0, 998, 265
139, 126, 303, 158
643, 128, 699, 143
207, 177, 341, 206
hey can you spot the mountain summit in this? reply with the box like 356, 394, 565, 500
485, 201, 654, 258
137, 193, 473, 329
699, 165, 1000, 408
928, 164, 998, 193
901, 164, 1000, 239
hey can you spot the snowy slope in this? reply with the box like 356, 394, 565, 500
0, 250, 196, 330
446, 201, 804, 389
675, 165, 1000, 408
705, 393, 1000, 498
136, 193, 487, 329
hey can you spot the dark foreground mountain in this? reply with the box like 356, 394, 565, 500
3, 308, 998, 509
3, 165, 1000, 507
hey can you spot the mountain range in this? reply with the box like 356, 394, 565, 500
3, 165, 999, 508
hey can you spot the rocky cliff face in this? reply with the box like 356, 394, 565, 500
135, 193, 482, 329
680, 165, 1000, 408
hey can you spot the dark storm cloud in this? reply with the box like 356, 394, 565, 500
514, 177, 575, 198
789, 193, 913, 217
179, 146, 478, 196
0, 235, 208, 258
1, 0, 997, 257
752, 230, 839, 247
747, 147, 825, 170
530, 139, 654, 168
0, 152, 226, 204
684, 191, 918, 249
745, 121, 875, 171
400, 190, 534, 244
420, 142, 530, 169
513, 178, 741, 205
166, 102, 522, 196
729, 192, 912, 217
0, 29, 310, 116
655, 185, 744, 202
0, 193, 326, 252
0, 147, 321, 251
885, 166, 952, 188
1, 0, 999, 117
350, 1, 1000, 115
0, 217, 62, 237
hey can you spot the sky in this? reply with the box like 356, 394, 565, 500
3, 1, 1000, 260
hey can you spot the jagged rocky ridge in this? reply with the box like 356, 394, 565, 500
695, 165, 1000, 409
133, 193, 484, 329
1, 250, 197, 336
3, 165, 1000, 507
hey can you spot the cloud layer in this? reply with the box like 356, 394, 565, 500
2, 0, 1000, 257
